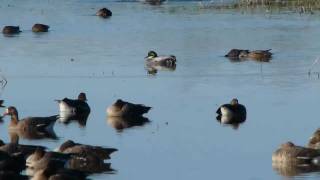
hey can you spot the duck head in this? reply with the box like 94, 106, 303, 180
230, 98, 239, 105
78, 92, 87, 102
114, 99, 125, 108
281, 142, 295, 148
3, 106, 18, 116
59, 140, 76, 151
146, 51, 158, 58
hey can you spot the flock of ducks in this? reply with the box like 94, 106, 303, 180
3, 0, 308, 179
0, 88, 158, 179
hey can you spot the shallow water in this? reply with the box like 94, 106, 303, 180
1, 0, 320, 179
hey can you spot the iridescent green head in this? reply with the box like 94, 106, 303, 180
146, 51, 158, 58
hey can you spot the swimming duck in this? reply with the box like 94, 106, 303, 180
145, 51, 176, 68
107, 116, 150, 131
216, 98, 246, 122
107, 99, 152, 117
239, 49, 272, 61
55, 92, 90, 113
272, 142, 320, 164
56, 140, 117, 160
32, 24, 49, 32
224, 49, 249, 59
308, 128, 320, 149
2, 26, 21, 34
3, 106, 58, 133
96, 8, 112, 18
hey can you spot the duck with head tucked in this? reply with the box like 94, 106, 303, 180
55, 92, 90, 114
32, 23, 50, 32
225, 49, 249, 60
239, 49, 272, 61
107, 99, 151, 117
2, 26, 21, 35
96, 8, 112, 18
272, 142, 320, 165
145, 50, 176, 68
216, 98, 246, 124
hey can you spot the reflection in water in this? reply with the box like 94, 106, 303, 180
107, 116, 150, 131
216, 115, 245, 130
272, 162, 320, 177
58, 111, 89, 128
145, 64, 176, 74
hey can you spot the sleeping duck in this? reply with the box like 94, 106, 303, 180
216, 98, 246, 123
107, 99, 151, 117
55, 92, 90, 114
96, 8, 112, 18
32, 23, 50, 32
2, 26, 21, 34
239, 49, 272, 61
145, 51, 176, 68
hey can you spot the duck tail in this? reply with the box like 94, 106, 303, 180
266, 49, 272, 52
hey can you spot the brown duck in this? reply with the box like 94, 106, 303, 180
96, 8, 112, 18
32, 24, 50, 32
2, 26, 21, 34
3, 106, 58, 133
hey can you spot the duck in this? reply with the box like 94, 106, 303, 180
3, 106, 58, 134
56, 140, 117, 160
272, 142, 320, 164
0, 100, 5, 108
145, 51, 176, 68
216, 98, 246, 122
107, 99, 151, 117
239, 49, 272, 61
224, 49, 249, 59
32, 24, 50, 32
0, 139, 46, 158
308, 128, 320, 149
107, 116, 150, 131
55, 92, 90, 113
96, 8, 112, 18
143, 0, 166, 5
31, 160, 88, 180
0, 151, 25, 173
2, 26, 21, 34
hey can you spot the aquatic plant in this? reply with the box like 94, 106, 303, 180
199, 0, 320, 13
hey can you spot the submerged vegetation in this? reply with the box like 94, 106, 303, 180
199, 0, 320, 14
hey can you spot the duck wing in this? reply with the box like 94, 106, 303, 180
216, 104, 233, 114
64, 145, 117, 160
123, 103, 151, 117
22, 115, 58, 129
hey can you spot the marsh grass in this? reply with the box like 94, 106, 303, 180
199, 0, 320, 14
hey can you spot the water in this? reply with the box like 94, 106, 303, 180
1, 0, 320, 179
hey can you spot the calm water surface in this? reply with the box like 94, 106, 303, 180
1, 1, 320, 179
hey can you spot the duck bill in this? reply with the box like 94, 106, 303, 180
2, 109, 9, 116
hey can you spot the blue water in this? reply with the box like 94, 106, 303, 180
0, 1, 320, 179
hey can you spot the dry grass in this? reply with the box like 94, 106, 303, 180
199, 0, 320, 13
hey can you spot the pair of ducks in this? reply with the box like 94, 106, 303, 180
2, 24, 50, 35
225, 48, 272, 61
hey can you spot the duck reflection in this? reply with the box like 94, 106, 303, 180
272, 161, 320, 177
58, 111, 89, 127
145, 64, 176, 75
107, 116, 150, 131
216, 115, 245, 130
